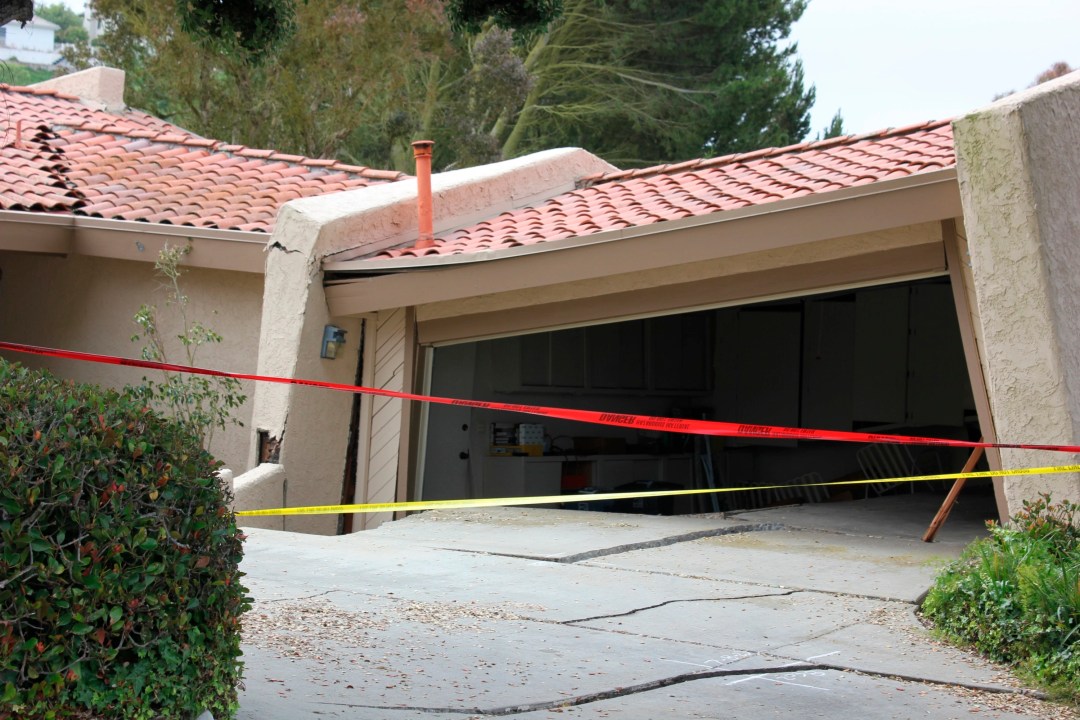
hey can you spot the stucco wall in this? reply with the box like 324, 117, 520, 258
954, 71, 1080, 510
248, 211, 363, 535
0, 251, 263, 473
252, 148, 614, 534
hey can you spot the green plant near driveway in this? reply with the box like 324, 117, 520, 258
922, 494, 1079, 704
0, 361, 250, 719
130, 243, 246, 451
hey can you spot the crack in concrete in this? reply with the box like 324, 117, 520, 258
580, 562, 921, 604
561, 590, 800, 624
442, 523, 785, 564
314, 661, 1048, 715
255, 589, 340, 603
314, 662, 831, 715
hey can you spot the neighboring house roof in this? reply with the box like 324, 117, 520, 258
0, 84, 406, 233
377, 120, 955, 260
2, 18, 61, 32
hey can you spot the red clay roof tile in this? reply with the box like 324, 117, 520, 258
375, 120, 956, 260
1, 84, 408, 233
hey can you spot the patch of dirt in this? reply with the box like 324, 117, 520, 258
242, 596, 546, 658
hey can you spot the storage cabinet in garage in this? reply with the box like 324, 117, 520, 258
481, 457, 563, 498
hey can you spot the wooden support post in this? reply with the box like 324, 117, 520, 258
922, 442, 985, 543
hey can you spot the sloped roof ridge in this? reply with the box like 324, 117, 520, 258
2, 82, 412, 233
42, 126, 408, 182
1, 83, 409, 181
578, 119, 955, 188
0, 83, 83, 102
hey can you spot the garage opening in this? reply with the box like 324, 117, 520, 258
418, 277, 994, 519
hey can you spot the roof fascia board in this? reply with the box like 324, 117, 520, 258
0, 211, 72, 254
418, 243, 947, 345
0, 210, 268, 273
324, 170, 961, 316
324, 168, 958, 274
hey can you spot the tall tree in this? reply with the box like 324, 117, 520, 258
445, 0, 563, 33
34, 2, 88, 44
79, 0, 456, 168
0, 0, 33, 27
495, 0, 814, 166
818, 109, 845, 140
72, 0, 815, 171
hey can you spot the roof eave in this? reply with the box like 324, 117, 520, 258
323, 167, 962, 316
324, 167, 959, 275
0, 210, 269, 273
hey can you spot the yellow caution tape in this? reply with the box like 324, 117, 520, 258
234, 464, 1080, 517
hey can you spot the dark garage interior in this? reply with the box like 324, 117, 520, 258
419, 277, 994, 518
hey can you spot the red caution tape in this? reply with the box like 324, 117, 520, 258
3, 340, 1080, 454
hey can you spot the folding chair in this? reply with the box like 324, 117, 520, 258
856, 443, 919, 498
769, 471, 826, 506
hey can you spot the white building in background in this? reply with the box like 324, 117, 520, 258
0, 18, 62, 66
83, 9, 102, 43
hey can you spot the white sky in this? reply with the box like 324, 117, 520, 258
792, 0, 1080, 135
58, 0, 1078, 137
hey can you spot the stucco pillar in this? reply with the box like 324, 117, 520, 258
250, 148, 616, 534
250, 204, 363, 535
953, 70, 1080, 513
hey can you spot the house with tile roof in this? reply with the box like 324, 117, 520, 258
0, 66, 406, 472
244, 71, 1080, 534
5, 65, 1080, 536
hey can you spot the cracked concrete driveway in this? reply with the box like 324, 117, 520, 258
236, 495, 1074, 719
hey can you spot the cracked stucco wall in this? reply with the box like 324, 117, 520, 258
954, 70, 1080, 511
250, 148, 615, 534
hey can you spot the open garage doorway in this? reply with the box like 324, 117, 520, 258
417, 276, 995, 522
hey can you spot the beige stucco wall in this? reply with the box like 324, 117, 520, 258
0, 251, 262, 473
248, 205, 363, 534
252, 148, 615, 533
31, 66, 126, 112
232, 463, 287, 531
954, 70, 1080, 511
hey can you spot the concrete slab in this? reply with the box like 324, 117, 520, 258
240, 525, 799, 623
234, 497, 1072, 719
508, 670, 1047, 720
370, 506, 764, 561
583, 528, 960, 601
239, 607, 760, 718
726, 492, 996, 550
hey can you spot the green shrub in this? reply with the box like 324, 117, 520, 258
923, 494, 1079, 703
0, 360, 250, 719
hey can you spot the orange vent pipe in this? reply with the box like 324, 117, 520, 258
412, 140, 435, 249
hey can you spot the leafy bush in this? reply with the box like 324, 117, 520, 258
0, 360, 250, 719
922, 494, 1079, 703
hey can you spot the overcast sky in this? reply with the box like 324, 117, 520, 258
791, 0, 1079, 135
57, 0, 1078, 137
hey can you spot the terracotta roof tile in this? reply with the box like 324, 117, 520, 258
374, 120, 955, 260
1, 84, 409, 233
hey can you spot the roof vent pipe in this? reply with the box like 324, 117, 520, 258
412, 140, 435, 249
